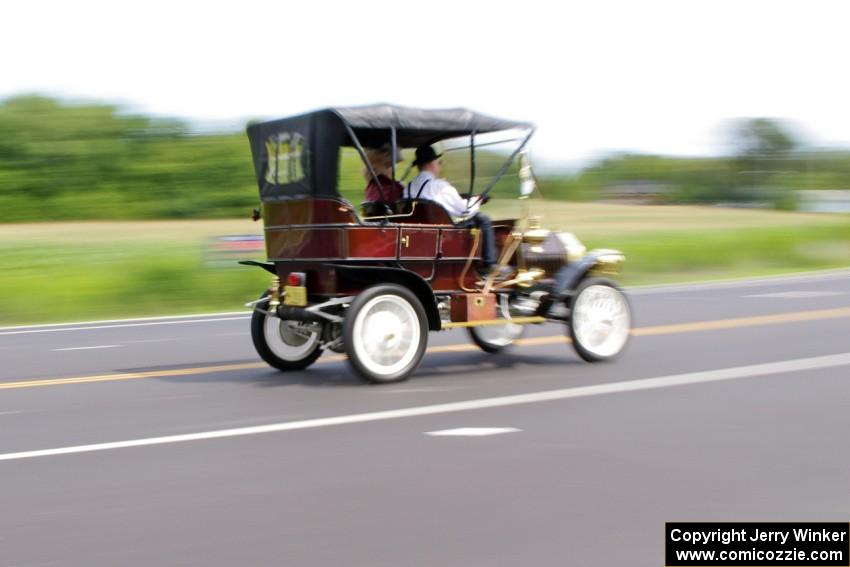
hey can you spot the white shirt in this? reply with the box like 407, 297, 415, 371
405, 171, 480, 218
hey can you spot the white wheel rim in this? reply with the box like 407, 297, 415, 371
474, 294, 524, 346
473, 322, 524, 347
572, 284, 630, 357
352, 294, 421, 376
264, 316, 319, 361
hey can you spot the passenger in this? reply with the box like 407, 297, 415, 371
406, 144, 509, 278
363, 145, 404, 204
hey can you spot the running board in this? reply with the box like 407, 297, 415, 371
441, 316, 546, 329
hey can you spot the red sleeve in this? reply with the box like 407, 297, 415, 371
365, 179, 404, 202
390, 180, 404, 201
365, 180, 381, 202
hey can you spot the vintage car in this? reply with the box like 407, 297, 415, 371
241, 105, 631, 383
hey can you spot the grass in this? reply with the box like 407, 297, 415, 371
0, 220, 269, 325
487, 199, 850, 237
1, 201, 849, 325
501, 199, 850, 285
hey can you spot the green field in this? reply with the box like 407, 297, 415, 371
1, 200, 849, 325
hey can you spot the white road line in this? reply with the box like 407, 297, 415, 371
629, 268, 850, 295
2, 269, 849, 334
0, 316, 250, 336
0, 311, 249, 331
426, 427, 520, 436
746, 291, 846, 299
52, 345, 122, 352
1, 351, 849, 462
381, 387, 463, 394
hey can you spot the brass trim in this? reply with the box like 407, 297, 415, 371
493, 268, 546, 289
283, 285, 308, 307
441, 316, 545, 329
362, 201, 419, 221
269, 276, 281, 308
482, 232, 521, 294
459, 225, 483, 292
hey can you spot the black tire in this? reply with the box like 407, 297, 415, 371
567, 277, 631, 362
467, 323, 526, 353
343, 284, 429, 384
250, 291, 322, 371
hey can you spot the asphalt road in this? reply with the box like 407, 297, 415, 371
1, 270, 849, 566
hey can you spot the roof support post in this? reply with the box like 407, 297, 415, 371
391, 127, 398, 182
467, 129, 477, 201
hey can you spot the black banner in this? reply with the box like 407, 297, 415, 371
666, 522, 849, 566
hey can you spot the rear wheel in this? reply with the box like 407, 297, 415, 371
568, 278, 631, 362
251, 292, 322, 371
344, 284, 428, 383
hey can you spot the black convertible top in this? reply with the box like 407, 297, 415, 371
332, 104, 531, 146
246, 104, 532, 200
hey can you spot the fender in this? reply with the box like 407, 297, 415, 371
552, 249, 625, 299
330, 264, 442, 331
238, 260, 277, 274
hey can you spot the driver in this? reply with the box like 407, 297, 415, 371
405, 144, 509, 278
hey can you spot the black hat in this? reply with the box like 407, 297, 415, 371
413, 144, 442, 167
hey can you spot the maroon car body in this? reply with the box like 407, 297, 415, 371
243, 105, 631, 383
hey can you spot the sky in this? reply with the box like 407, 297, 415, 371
3, 0, 850, 167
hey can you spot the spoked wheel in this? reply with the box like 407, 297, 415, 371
468, 323, 525, 353
251, 292, 322, 371
344, 284, 428, 384
568, 278, 631, 362
467, 294, 525, 353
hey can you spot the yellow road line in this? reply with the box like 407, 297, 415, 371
2, 306, 850, 391
631, 306, 850, 337
0, 363, 266, 390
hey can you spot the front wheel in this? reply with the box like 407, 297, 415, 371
568, 278, 631, 362
344, 284, 428, 383
251, 292, 322, 371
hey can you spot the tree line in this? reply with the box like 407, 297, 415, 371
1, 95, 847, 222
540, 118, 850, 209
0, 95, 256, 221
